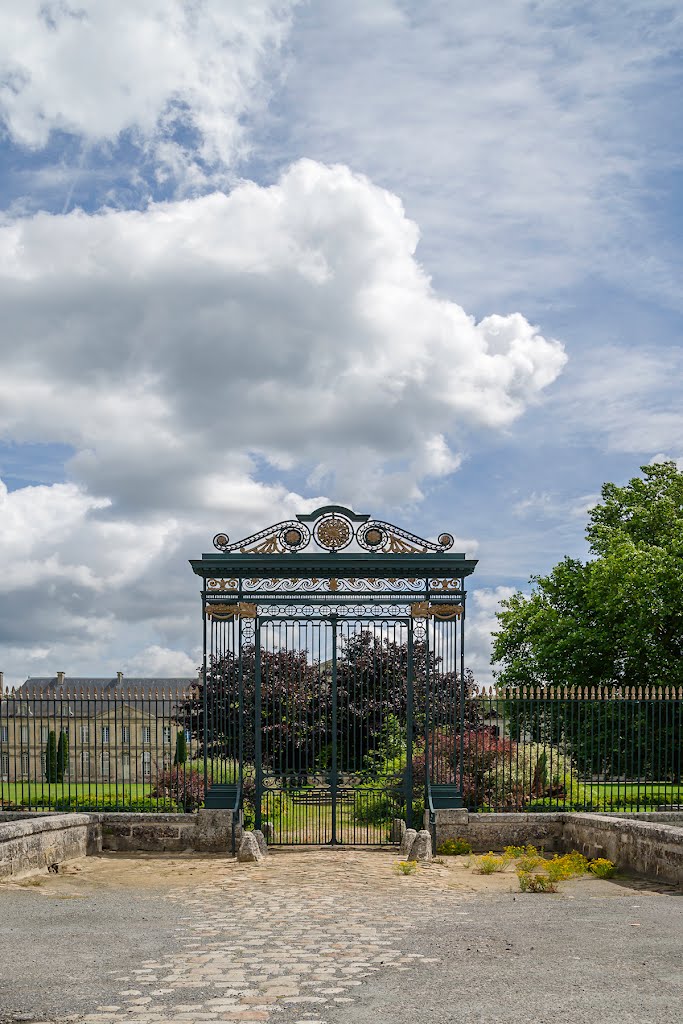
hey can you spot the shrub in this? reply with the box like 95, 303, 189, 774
589, 857, 617, 878
437, 838, 472, 856
173, 729, 188, 765
518, 871, 558, 893
151, 766, 208, 811
353, 788, 397, 826
504, 843, 538, 859
472, 852, 511, 874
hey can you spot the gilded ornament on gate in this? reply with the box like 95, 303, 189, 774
315, 516, 352, 550
364, 527, 384, 547
283, 527, 303, 547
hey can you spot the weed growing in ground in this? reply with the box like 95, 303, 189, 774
395, 860, 419, 875
545, 852, 589, 882
437, 838, 472, 856
517, 851, 544, 872
589, 857, 617, 878
517, 871, 558, 893
472, 852, 512, 874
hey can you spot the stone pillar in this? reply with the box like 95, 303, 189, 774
252, 829, 268, 857
432, 808, 469, 850
391, 818, 407, 844
411, 829, 433, 862
399, 828, 417, 858
193, 809, 242, 853
237, 831, 264, 863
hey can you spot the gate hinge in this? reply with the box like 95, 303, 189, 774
411, 601, 463, 620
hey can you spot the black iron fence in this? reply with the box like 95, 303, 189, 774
0, 689, 199, 813
1, 686, 681, 815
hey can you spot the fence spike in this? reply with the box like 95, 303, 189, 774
155, 687, 159, 699
665, 685, 670, 700
637, 686, 643, 700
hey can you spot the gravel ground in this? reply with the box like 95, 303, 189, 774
0, 852, 680, 1024
322, 881, 683, 1024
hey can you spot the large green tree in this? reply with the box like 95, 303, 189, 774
492, 462, 683, 780
44, 730, 58, 784
492, 461, 683, 691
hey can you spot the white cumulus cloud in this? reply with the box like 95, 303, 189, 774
0, 0, 298, 179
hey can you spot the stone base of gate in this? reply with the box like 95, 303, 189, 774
194, 809, 243, 853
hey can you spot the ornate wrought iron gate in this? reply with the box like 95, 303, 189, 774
190, 506, 477, 845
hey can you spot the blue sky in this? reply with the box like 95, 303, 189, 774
0, 1, 681, 687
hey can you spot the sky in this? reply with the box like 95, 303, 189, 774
0, 1, 682, 689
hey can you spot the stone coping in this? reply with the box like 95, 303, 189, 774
0, 812, 92, 841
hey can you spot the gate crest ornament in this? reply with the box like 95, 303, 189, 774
212, 504, 455, 554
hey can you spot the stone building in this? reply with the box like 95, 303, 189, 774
0, 674, 197, 786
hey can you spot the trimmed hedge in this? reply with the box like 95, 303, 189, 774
52, 795, 181, 813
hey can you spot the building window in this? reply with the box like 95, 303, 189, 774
0, 724, 8, 743
101, 726, 110, 744
121, 725, 130, 744
80, 751, 90, 778
20, 752, 30, 777
184, 728, 191, 742
80, 725, 89, 743
122, 752, 130, 779
163, 753, 172, 770
20, 725, 29, 744
100, 752, 110, 778
1, 752, 8, 781
141, 726, 151, 744
41, 725, 49, 743
142, 751, 151, 778
41, 752, 46, 775
162, 726, 172, 744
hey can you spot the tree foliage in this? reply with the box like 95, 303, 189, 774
56, 729, 69, 783
179, 630, 482, 775
492, 462, 683, 691
44, 730, 58, 783
492, 462, 683, 778
173, 729, 187, 765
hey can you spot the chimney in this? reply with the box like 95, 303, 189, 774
117, 671, 123, 686
56, 671, 65, 687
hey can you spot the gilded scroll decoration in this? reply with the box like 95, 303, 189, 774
205, 601, 257, 620
212, 505, 457, 555
411, 602, 464, 619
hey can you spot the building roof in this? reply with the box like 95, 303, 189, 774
16, 677, 196, 698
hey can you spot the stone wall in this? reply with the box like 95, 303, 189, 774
433, 809, 564, 852
561, 813, 683, 886
0, 813, 92, 880
92, 809, 241, 853
433, 808, 683, 886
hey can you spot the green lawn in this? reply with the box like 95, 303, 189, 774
1, 782, 154, 809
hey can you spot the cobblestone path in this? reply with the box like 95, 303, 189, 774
82, 850, 466, 1024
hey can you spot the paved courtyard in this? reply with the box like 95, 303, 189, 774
1, 850, 681, 1024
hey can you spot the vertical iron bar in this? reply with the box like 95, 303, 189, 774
202, 588, 208, 798
406, 623, 414, 830
254, 618, 262, 832
330, 616, 338, 845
